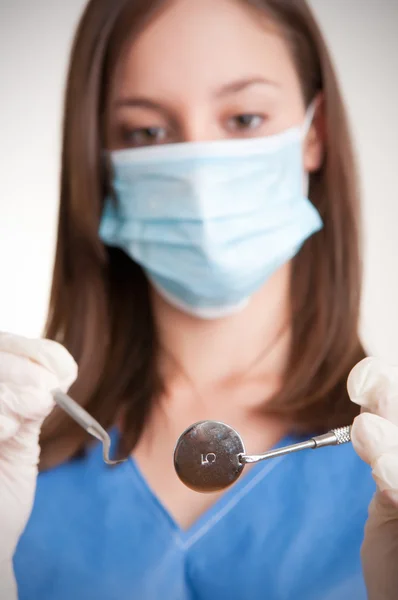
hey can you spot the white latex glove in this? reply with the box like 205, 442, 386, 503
0, 332, 77, 599
348, 357, 398, 600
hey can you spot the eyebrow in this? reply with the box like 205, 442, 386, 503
215, 77, 280, 97
114, 77, 279, 114
115, 97, 173, 119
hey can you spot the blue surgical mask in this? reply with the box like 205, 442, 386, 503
100, 105, 323, 319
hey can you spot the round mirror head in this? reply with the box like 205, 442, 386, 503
173, 420, 245, 493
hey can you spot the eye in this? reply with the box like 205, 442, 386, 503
227, 114, 265, 132
121, 126, 169, 148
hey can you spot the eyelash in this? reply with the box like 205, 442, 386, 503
121, 126, 169, 147
227, 114, 266, 132
118, 113, 268, 148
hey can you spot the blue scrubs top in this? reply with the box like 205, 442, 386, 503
14, 431, 375, 600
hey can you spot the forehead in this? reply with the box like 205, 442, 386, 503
116, 0, 301, 101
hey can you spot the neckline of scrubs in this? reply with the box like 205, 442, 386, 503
125, 432, 301, 549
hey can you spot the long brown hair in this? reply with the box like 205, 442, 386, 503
40, 0, 364, 470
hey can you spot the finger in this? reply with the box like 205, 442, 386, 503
0, 415, 19, 442
351, 413, 398, 464
1, 418, 44, 466
0, 383, 54, 422
0, 353, 60, 392
373, 453, 398, 499
347, 357, 398, 425
0, 332, 78, 392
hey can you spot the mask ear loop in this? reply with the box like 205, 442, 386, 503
303, 99, 317, 138
302, 99, 318, 195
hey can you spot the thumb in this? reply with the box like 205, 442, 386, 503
351, 413, 398, 507
0, 332, 78, 393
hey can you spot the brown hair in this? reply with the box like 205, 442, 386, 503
40, 0, 364, 470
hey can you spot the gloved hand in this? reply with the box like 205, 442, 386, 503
348, 357, 398, 600
0, 332, 77, 599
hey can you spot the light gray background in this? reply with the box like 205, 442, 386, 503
0, 0, 397, 360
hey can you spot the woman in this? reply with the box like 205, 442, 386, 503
0, 0, 397, 598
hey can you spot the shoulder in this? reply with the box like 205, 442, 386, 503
307, 437, 375, 493
246, 434, 376, 529
289, 438, 376, 533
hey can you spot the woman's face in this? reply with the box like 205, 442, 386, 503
108, 0, 322, 173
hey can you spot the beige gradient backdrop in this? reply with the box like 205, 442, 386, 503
0, 1, 397, 360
